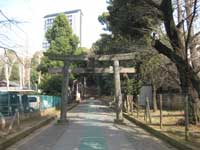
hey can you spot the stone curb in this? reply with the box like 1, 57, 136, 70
123, 113, 198, 150
0, 103, 78, 149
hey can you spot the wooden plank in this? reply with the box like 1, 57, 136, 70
48, 67, 136, 74
44, 52, 137, 61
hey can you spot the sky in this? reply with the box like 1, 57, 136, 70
0, 0, 109, 56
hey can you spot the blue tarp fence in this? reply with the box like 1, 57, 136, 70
39, 95, 61, 110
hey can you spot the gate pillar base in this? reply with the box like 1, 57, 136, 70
57, 119, 69, 125
114, 119, 124, 124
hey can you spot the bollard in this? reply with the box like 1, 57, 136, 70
16, 109, 20, 128
146, 97, 152, 124
137, 95, 139, 118
0, 112, 6, 130
185, 95, 189, 141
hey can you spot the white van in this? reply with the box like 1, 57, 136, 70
27, 95, 40, 111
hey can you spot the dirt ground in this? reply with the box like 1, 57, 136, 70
99, 96, 200, 149
129, 108, 200, 149
0, 110, 59, 140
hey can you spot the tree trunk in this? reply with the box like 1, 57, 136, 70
185, 0, 194, 35
127, 95, 133, 114
152, 84, 158, 112
184, 0, 200, 124
176, 0, 185, 50
177, 0, 183, 26
153, 0, 200, 124
174, 59, 200, 123
5, 62, 9, 90
185, 0, 200, 75
19, 64, 23, 89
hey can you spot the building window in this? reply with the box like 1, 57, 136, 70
43, 10, 82, 49
67, 15, 72, 19
69, 19, 72, 26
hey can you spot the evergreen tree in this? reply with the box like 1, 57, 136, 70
39, 13, 79, 95
45, 13, 79, 55
105, 0, 200, 123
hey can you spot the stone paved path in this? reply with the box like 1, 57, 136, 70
7, 98, 177, 150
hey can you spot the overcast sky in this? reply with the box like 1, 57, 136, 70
0, 0, 108, 56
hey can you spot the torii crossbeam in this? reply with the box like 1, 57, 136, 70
44, 52, 137, 123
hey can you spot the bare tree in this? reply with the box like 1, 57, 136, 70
2, 49, 17, 89
147, 0, 200, 123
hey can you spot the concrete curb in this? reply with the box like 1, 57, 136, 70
0, 102, 78, 149
123, 113, 198, 150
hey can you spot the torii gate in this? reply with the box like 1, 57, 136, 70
44, 52, 137, 123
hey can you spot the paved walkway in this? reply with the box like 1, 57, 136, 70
7, 99, 176, 150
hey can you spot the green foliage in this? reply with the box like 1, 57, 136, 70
98, 12, 110, 31
39, 13, 80, 95
38, 56, 63, 74
39, 75, 62, 96
92, 34, 113, 54
31, 52, 42, 85
141, 54, 162, 84
45, 13, 79, 55
92, 34, 135, 54
39, 13, 80, 74
140, 54, 177, 90
122, 78, 142, 96
74, 47, 88, 56
106, 0, 161, 42
99, 75, 114, 95
31, 69, 38, 84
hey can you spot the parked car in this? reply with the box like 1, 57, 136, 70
27, 95, 40, 111
0, 92, 31, 116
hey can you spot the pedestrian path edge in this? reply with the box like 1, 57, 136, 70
0, 103, 78, 150
123, 113, 198, 150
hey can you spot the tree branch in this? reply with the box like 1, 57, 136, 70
160, 0, 185, 57
185, 0, 198, 58
191, 31, 200, 44
152, 39, 200, 95
158, 64, 180, 86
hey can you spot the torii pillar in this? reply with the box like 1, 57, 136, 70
113, 60, 123, 123
59, 60, 70, 123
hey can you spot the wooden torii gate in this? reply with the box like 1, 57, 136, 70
44, 52, 136, 123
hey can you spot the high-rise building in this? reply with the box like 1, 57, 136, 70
42, 9, 83, 49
